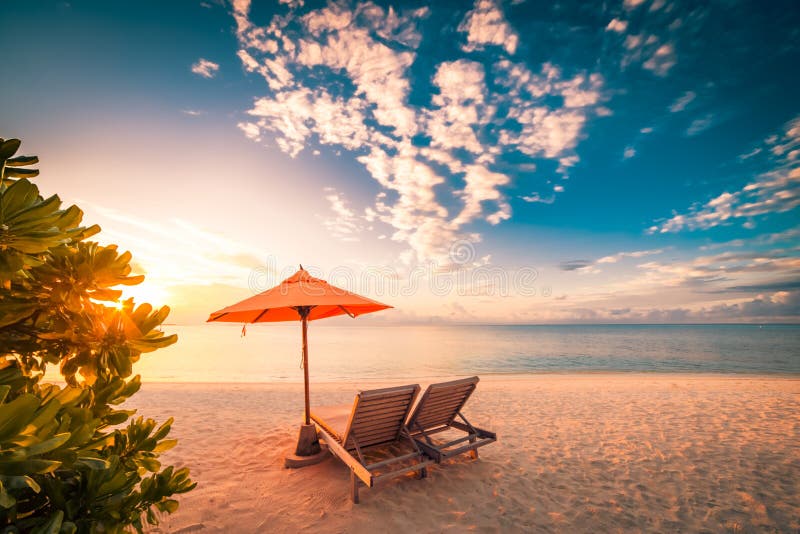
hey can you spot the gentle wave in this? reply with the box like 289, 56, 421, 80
118, 324, 800, 383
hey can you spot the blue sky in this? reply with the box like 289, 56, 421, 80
1, 0, 799, 323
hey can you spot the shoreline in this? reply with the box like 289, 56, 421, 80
130, 371, 800, 387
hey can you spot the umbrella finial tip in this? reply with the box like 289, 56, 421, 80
300, 263, 304, 270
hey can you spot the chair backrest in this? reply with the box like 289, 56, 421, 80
406, 376, 479, 431
341, 384, 420, 450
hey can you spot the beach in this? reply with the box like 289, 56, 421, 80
130, 374, 800, 533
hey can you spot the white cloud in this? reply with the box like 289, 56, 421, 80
642, 42, 676, 76
623, 0, 646, 10
360, 4, 429, 48
649, 115, 800, 233
458, 0, 519, 55
686, 113, 714, 136
649, 0, 667, 11
295, 22, 417, 137
597, 249, 664, 264
520, 192, 555, 204
606, 18, 628, 33
229, 0, 606, 263
623, 146, 636, 159
237, 121, 261, 141
236, 49, 260, 72
738, 147, 762, 161
247, 88, 370, 157
427, 60, 490, 156
768, 116, 800, 159
621, 32, 677, 77
553, 184, 565, 193
454, 165, 511, 226
191, 58, 220, 78
494, 61, 603, 159
322, 188, 364, 241
669, 90, 696, 112
549, 290, 800, 323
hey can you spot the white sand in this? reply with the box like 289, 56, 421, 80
130, 375, 800, 533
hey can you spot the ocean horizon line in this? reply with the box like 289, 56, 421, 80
164, 321, 800, 327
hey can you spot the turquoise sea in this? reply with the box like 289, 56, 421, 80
131, 324, 800, 382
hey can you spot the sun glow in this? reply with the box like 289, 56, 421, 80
120, 283, 171, 308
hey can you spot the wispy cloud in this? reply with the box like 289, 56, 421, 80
605, 18, 627, 33
623, 145, 636, 159
738, 147, 762, 161
76, 201, 267, 307
548, 290, 800, 323
686, 113, 714, 136
191, 58, 220, 78
623, 0, 647, 11
650, 114, 800, 233
618, 33, 677, 76
642, 42, 677, 76
635, 249, 800, 289
322, 188, 365, 242
607, 1, 688, 78
597, 249, 664, 264
669, 90, 696, 112
520, 192, 555, 204
230, 0, 606, 263
558, 249, 665, 280
559, 260, 597, 273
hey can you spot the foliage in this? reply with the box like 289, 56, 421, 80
0, 138, 195, 533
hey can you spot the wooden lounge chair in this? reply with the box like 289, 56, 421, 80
311, 384, 432, 503
406, 376, 496, 463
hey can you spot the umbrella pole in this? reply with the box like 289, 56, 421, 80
301, 311, 310, 425
288, 306, 322, 464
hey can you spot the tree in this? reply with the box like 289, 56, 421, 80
0, 138, 195, 533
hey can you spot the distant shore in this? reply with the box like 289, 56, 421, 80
132, 374, 799, 533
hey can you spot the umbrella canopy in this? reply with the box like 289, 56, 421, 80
207, 267, 391, 323
207, 266, 391, 457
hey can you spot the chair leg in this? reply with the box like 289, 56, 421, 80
469, 434, 478, 460
351, 471, 359, 504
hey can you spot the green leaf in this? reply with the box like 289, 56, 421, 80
152, 439, 178, 454
25, 432, 71, 457
0, 458, 61, 476
31, 510, 64, 534
74, 456, 109, 470
138, 457, 161, 472
0, 393, 40, 441
0, 138, 21, 160
0, 483, 16, 508
157, 498, 179, 514
0, 137, 195, 529
5, 167, 40, 179
5, 155, 38, 167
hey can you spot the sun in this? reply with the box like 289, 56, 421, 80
120, 283, 170, 307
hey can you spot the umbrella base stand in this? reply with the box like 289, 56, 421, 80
284, 424, 328, 468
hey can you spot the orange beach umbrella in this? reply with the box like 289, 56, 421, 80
207, 266, 391, 458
